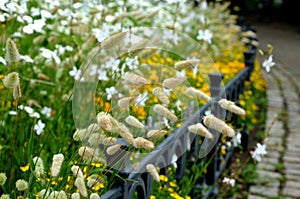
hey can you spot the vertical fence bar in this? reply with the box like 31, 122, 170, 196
204, 73, 224, 197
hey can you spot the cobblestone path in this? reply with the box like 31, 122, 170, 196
248, 22, 300, 199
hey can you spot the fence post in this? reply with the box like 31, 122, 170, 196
243, 50, 255, 80
205, 73, 224, 197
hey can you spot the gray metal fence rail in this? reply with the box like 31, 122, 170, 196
100, 25, 257, 199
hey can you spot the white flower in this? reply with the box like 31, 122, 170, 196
105, 86, 118, 100
40, 48, 61, 64
97, 70, 109, 81
176, 70, 186, 78
20, 55, 34, 63
41, 106, 52, 118
252, 143, 267, 162
135, 92, 149, 106
233, 131, 242, 147
125, 57, 138, 70
0, 14, 6, 22
162, 29, 179, 45
171, 154, 178, 168
69, 66, 84, 81
262, 55, 275, 72
0, 56, 7, 66
34, 120, 45, 135
23, 19, 46, 34
197, 29, 213, 43
92, 24, 110, 42
104, 57, 121, 72
222, 177, 235, 187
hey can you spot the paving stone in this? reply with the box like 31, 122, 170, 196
247, 194, 267, 199
286, 174, 300, 181
282, 187, 300, 198
256, 170, 282, 180
267, 137, 283, 146
249, 185, 279, 197
285, 180, 300, 189
284, 168, 300, 176
284, 162, 300, 170
257, 162, 276, 171
259, 157, 279, 166
265, 150, 280, 159
283, 156, 300, 163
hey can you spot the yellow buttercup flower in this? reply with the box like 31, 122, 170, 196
20, 163, 30, 172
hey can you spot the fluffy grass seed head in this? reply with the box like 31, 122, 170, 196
125, 115, 145, 129
153, 104, 178, 122
110, 123, 134, 144
174, 59, 200, 70
75, 177, 88, 197
152, 87, 169, 105
39, 189, 51, 198
73, 129, 88, 141
3, 72, 20, 89
13, 84, 21, 99
138, 48, 158, 59
16, 179, 28, 191
51, 153, 64, 177
133, 137, 154, 150
33, 156, 44, 178
146, 164, 160, 182
87, 123, 100, 133
87, 174, 104, 188
88, 133, 116, 146
188, 123, 213, 139
128, 39, 148, 56
162, 77, 187, 89
0, 194, 10, 199
97, 112, 113, 131
100, 31, 127, 49
186, 87, 211, 101
5, 38, 20, 64
57, 191, 67, 199
71, 193, 80, 199
71, 165, 84, 181
124, 73, 148, 86
90, 193, 101, 199
147, 129, 168, 139
203, 115, 235, 137
0, 173, 7, 186
118, 96, 136, 108
106, 144, 121, 155
218, 99, 246, 115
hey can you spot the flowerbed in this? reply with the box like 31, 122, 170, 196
0, 0, 267, 198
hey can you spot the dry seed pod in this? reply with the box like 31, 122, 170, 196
133, 137, 154, 150
125, 115, 145, 129
146, 164, 160, 182
162, 77, 187, 89
153, 104, 178, 122
188, 123, 213, 139
106, 144, 121, 155
124, 73, 148, 86
118, 96, 136, 108
186, 87, 211, 101
174, 59, 200, 70
203, 115, 235, 137
100, 31, 127, 49
147, 129, 168, 139
218, 99, 246, 116
152, 87, 169, 105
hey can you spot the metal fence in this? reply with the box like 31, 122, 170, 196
100, 25, 257, 199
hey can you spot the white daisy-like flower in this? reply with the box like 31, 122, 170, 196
197, 29, 213, 44
105, 86, 118, 100
262, 55, 275, 72
222, 177, 235, 187
69, 66, 84, 82
41, 106, 52, 118
34, 120, 46, 135
252, 143, 267, 162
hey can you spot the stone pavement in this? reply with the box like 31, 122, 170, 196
248, 22, 300, 199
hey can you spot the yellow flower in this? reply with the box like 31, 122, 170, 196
170, 181, 177, 187
170, 192, 184, 199
150, 196, 156, 199
20, 163, 30, 172
159, 175, 168, 182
